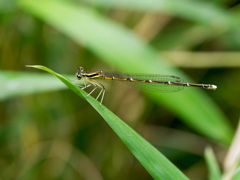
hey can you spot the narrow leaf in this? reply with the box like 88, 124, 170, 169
0, 70, 66, 100
205, 147, 222, 180
27, 65, 189, 180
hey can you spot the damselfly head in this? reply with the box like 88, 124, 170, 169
76, 67, 84, 79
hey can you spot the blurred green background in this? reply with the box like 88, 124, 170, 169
1, 0, 240, 179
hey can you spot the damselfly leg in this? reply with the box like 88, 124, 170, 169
77, 78, 105, 105
86, 79, 105, 105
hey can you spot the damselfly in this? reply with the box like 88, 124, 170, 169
76, 67, 217, 105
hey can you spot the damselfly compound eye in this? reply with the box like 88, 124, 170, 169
76, 67, 84, 79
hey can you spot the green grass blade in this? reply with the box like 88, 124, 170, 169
0, 70, 67, 100
205, 147, 222, 180
19, 0, 233, 145
27, 65, 189, 180
83, 0, 237, 29
232, 165, 240, 180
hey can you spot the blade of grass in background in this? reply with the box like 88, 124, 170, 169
0, 71, 67, 100
232, 167, 240, 180
205, 147, 222, 180
163, 52, 240, 68
27, 65, 189, 180
19, 0, 234, 144
84, 0, 240, 52
83, 0, 237, 29
223, 121, 240, 180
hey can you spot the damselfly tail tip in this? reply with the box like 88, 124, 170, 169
208, 84, 217, 90
212, 85, 217, 90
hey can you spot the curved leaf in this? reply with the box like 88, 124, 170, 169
0, 70, 66, 100
27, 65, 189, 180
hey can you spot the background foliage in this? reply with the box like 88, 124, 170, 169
1, 0, 240, 179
